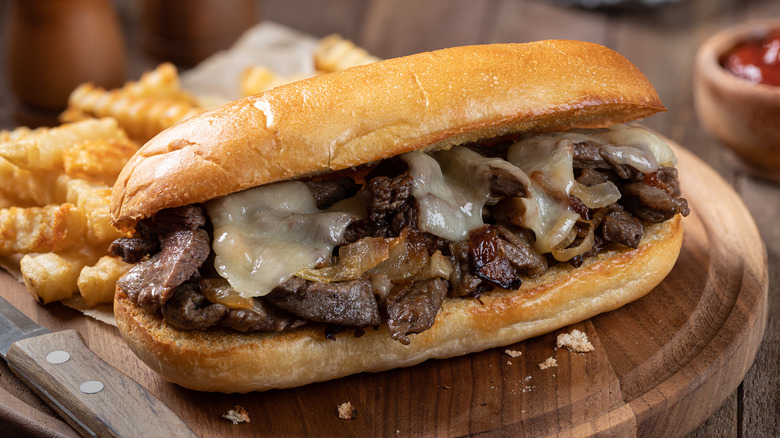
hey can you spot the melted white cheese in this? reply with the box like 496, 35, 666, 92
207, 181, 355, 297
206, 125, 675, 291
402, 146, 531, 241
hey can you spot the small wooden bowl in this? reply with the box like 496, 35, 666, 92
694, 19, 780, 182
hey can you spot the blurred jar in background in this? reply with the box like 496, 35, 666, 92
140, 0, 260, 68
6, 0, 127, 126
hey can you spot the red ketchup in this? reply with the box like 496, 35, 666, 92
723, 29, 780, 86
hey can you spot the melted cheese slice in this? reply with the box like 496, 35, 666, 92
402, 146, 531, 241
206, 125, 676, 292
207, 181, 355, 297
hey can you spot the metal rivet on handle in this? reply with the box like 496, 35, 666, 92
79, 380, 105, 394
46, 350, 70, 364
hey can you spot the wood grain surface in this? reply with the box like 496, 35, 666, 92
1, 0, 778, 437
0, 142, 768, 437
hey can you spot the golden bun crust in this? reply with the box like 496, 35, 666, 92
114, 215, 682, 393
111, 40, 664, 232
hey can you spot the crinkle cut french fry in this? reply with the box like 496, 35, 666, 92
63, 134, 138, 184
62, 83, 202, 142
125, 62, 197, 105
314, 34, 381, 73
78, 256, 131, 307
239, 66, 318, 97
240, 66, 280, 96
0, 204, 86, 255
65, 179, 124, 244
20, 249, 101, 304
0, 158, 69, 206
0, 118, 122, 171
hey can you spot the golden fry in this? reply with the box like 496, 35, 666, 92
239, 66, 317, 97
314, 34, 380, 73
65, 179, 125, 245
20, 249, 101, 304
0, 118, 122, 171
63, 133, 138, 184
0, 158, 69, 206
78, 255, 131, 307
124, 62, 197, 105
62, 82, 202, 142
240, 66, 280, 96
0, 204, 86, 255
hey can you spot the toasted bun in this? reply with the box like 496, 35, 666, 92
111, 40, 663, 232
114, 215, 682, 393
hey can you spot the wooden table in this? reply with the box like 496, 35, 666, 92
0, 0, 777, 436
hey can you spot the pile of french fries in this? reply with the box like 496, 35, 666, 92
0, 34, 378, 309
239, 34, 381, 96
0, 118, 135, 306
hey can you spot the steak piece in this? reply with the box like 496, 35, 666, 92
367, 173, 414, 222
496, 226, 547, 277
487, 166, 530, 198
572, 141, 610, 170
267, 277, 381, 327
601, 205, 643, 248
109, 237, 158, 263
220, 299, 307, 332
385, 278, 448, 345
130, 228, 211, 311
305, 177, 360, 210
468, 226, 522, 290
572, 141, 642, 179
620, 182, 690, 222
161, 283, 226, 330
136, 205, 207, 240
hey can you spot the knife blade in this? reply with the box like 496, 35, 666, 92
0, 296, 197, 438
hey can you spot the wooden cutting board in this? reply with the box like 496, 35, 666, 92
0, 144, 768, 438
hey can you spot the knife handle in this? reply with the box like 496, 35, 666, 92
6, 329, 197, 438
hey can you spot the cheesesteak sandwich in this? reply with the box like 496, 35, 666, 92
109, 40, 689, 393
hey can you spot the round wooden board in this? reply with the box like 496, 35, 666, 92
0, 144, 768, 438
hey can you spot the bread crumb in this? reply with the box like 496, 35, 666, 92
222, 405, 250, 424
504, 349, 522, 358
538, 357, 558, 370
556, 329, 594, 353
337, 402, 357, 420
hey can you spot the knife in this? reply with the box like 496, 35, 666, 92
0, 296, 197, 438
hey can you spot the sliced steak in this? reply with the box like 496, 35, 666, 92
572, 141, 610, 170
487, 166, 530, 198
620, 182, 690, 222
267, 276, 381, 327
575, 167, 611, 187
601, 205, 643, 248
468, 226, 523, 290
367, 173, 414, 222
136, 205, 207, 240
385, 278, 448, 345
161, 283, 227, 330
220, 299, 307, 332
135, 229, 211, 310
496, 226, 547, 277
109, 237, 158, 263
305, 177, 360, 210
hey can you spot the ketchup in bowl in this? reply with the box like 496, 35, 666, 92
722, 29, 780, 86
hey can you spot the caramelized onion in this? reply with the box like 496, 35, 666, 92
199, 278, 254, 309
368, 229, 430, 281
550, 221, 595, 262
412, 250, 453, 281
296, 236, 393, 283
296, 229, 451, 284
570, 180, 621, 209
